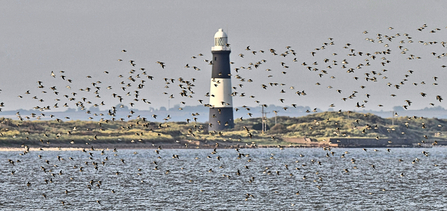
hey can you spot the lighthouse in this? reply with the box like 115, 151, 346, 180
208, 28, 234, 131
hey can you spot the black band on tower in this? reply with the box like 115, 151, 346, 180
209, 107, 234, 131
211, 51, 231, 78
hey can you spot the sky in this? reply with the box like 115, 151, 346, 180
1, 0, 447, 115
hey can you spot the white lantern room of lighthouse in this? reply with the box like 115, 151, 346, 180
212, 28, 230, 51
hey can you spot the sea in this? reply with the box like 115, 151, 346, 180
0, 147, 446, 210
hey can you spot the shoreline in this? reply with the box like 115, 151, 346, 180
0, 144, 434, 152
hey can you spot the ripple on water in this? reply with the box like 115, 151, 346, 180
1, 148, 447, 210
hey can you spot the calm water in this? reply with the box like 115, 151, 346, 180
1, 147, 447, 210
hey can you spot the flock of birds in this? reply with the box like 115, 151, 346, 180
1, 24, 447, 207
2, 144, 444, 208
0, 24, 446, 124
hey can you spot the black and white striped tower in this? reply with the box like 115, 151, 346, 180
209, 28, 234, 131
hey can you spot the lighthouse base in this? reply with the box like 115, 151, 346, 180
208, 107, 234, 131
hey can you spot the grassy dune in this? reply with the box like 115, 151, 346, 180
1, 111, 446, 148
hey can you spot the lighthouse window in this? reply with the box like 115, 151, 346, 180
214, 57, 217, 61
215, 37, 227, 46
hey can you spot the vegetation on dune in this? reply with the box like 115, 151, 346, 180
0, 111, 446, 147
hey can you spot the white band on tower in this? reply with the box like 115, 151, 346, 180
209, 78, 232, 108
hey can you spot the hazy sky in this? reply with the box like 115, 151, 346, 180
1, 0, 447, 114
